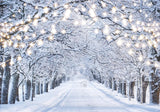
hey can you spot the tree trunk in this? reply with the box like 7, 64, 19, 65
44, 82, 48, 92
36, 82, 40, 94
40, 83, 43, 94
0, 77, 2, 104
1, 55, 11, 104
148, 75, 153, 104
128, 82, 131, 101
140, 76, 143, 103
112, 77, 114, 91
9, 73, 19, 104
25, 80, 31, 100
16, 87, 19, 102
22, 83, 25, 101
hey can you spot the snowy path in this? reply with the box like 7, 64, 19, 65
0, 79, 160, 112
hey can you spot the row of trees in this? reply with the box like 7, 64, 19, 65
0, 0, 160, 104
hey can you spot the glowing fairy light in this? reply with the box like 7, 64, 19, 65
44, 7, 49, 13
48, 36, 54, 41
146, 60, 151, 66
8, 40, 13, 46
138, 55, 143, 62
101, 1, 106, 7
35, 14, 40, 19
115, 30, 120, 34
54, 2, 58, 8
102, 12, 107, 17
2, 41, 7, 48
135, 43, 140, 48
35, 6, 38, 9
131, 25, 137, 32
106, 36, 112, 41
30, 42, 35, 47
24, 36, 29, 40
129, 15, 133, 22
53, 11, 58, 16
17, 56, 22, 61
27, 49, 32, 55
121, 5, 126, 10
42, 17, 47, 22
154, 62, 160, 68
74, 21, 79, 26
116, 39, 123, 46
16, 35, 21, 40
33, 19, 38, 26
10, 59, 14, 66
94, 29, 99, 34
74, 8, 79, 12
1, 62, 6, 68
128, 49, 134, 56
41, 29, 45, 34
37, 39, 43, 46
114, 17, 118, 22
64, 9, 71, 19
112, 6, 117, 14
126, 42, 131, 48
91, 4, 96, 9
89, 9, 96, 18
14, 43, 18, 48
122, 19, 128, 26
51, 25, 57, 34
103, 25, 109, 35
61, 29, 66, 34
23, 25, 29, 32
32, 33, 36, 38
81, 7, 86, 12
20, 43, 25, 48
64, 4, 69, 9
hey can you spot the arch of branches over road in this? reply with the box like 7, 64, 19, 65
0, 0, 160, 104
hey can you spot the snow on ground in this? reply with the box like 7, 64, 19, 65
0, 79, 160, 112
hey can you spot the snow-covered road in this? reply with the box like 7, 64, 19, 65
0, 79, 160, 112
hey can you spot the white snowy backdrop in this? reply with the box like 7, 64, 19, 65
0, 0, 160, 111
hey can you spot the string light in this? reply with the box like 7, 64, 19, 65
102, 12, 107, 17
33, 19, 38, 26
74, 21, 79, 26
81, 7, 86, 12
112, 6, 117, 14
116, 39, 123, 46
53, 11, 58, 16
40, 29, 45, 34
61, 29, 66, 34
91, 4, 96, 9
42, 17, 47, 22
146, 60, 151, 65
17, 56, 22, 61
10, 59, 14, 66
54, 2, 58, 8
128, 49, 134, 56
1, 62, 6, 68
27, 49, 32, 55
103, 25, 109, 35
37, 39, 43, 46
94, 29, 99, 34
43, 7, 49, 13
48, 36, 54, 41
64, 9, 71, 19
138, 55, 143, 62
89, 9, 96, 18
